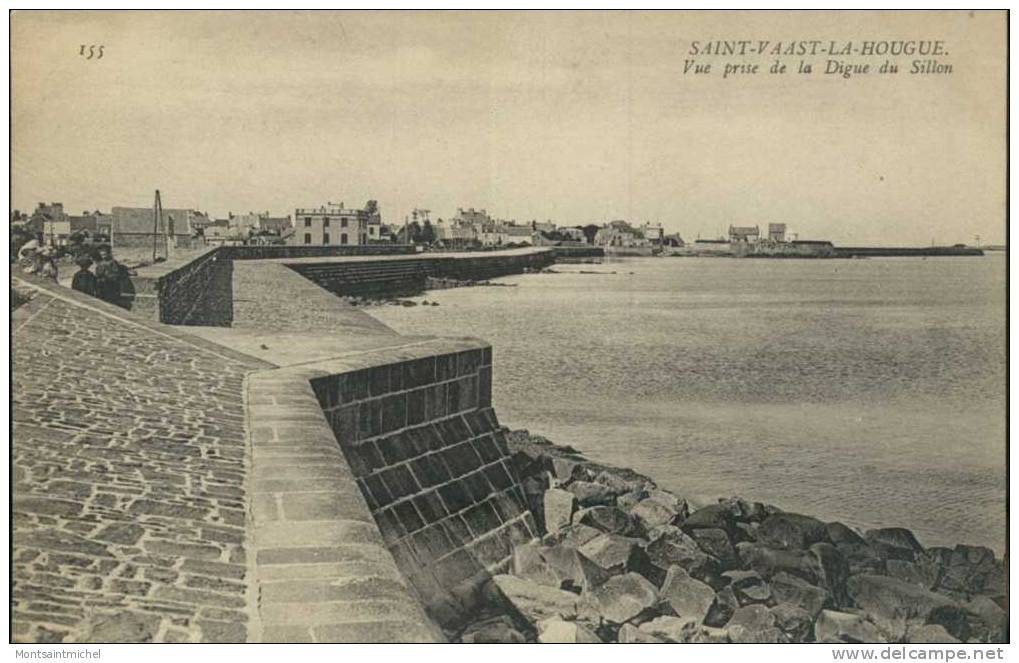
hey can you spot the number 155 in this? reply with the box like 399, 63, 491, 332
79, 45, 104, 60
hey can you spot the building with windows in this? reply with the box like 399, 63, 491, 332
728, 225, 760, 243
768, 223, 787, 242
109, 205, 209, 262
594, 221, 654, 255
289, 201, 380, 246
434, 218, 477, 247
223, 211, 293, 239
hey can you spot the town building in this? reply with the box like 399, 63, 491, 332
641, 223, 666, 244
289, 201, 380, 247
557, 227, 588, 243
595, 221, 649, 248
25, 203, 114, 245
223, 211, 293, 239
202, 225, 246, 247
768, 223, 787, 242
503, 224, 533, 244
729, 225, 760, 243
110, 206, 208, 261
453, 207, 492, 227
662, 232, 685, 248
434, 218, 477, 247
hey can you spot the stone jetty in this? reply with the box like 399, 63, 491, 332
11, 245, 1007, 644
456, 431, 1008, 644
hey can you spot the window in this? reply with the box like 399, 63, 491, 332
304, 233, 311, 244
341, 218, 348, 228
323, 233, 330, 244
304, 217, 311, 227
340, 233, 348, 244
323, 217, 330, 227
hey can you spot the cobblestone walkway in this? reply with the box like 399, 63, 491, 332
12, 279, 267, 643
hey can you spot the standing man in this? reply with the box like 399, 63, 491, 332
94, 246, 124, 305
71, 256, 98, 297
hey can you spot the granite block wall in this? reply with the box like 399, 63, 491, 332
151, 249, 233, 326
430, 251, 555, 281
291, 250, 556, 298
310, 347, 538, 628
289, 259, 432, 297
222, 245, 416, 261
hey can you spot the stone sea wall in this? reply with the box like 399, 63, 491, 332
128, 247, 556, 325
455, 431, 1008, 644
290, 250, 555, 298
16, 247, 1005, 644
309, 346, 538, 629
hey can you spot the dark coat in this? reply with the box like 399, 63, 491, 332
71, 269, 98, 297
94, 259, 123, 303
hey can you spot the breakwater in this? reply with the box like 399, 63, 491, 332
12, 248, 1006, 644
832, 246, 985, 258
286, 250, 555, 298
681, 242, 985, 259
461, 431, 1007, 644
126, 246, 555, 324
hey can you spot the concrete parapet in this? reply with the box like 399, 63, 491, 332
247, 337, 537, 637
288, 249, 556, 299
247, 367, 445, 643
130, 247, 556, 326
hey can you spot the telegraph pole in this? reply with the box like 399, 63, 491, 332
152, 190, 163, 262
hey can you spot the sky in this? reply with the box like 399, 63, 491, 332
11, 10, 1007, 245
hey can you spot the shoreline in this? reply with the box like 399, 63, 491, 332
454, 429, 1007, 644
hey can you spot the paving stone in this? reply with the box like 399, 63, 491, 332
313, 620, 442, 643
255, 520, 384, 548
260, 577, 410, 604
260, 624, 313, 643
259, 598, 428, 626
198, 620, 247, 643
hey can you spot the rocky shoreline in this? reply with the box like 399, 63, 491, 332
455, 430, 1007, 644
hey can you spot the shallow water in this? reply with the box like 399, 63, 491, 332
372, 255, 1007, 553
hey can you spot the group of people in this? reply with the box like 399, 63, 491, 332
71, 249, 125, 304
17, 234, 59, 280
17, 232, 126, 305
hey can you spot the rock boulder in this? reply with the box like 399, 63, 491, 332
864, 527, 924, 562
659, 565, 716, 625
588, 572, 659, 625
758, 512, 829, 550
769, 571, 830, 618
536, 617, 601, 643
814, 609, 885, 643
576, 505, 645, 538
643, 525, 718, 586
617, 623, 665, 643
543, 488, 577, 535
567, 481, 616, 507
511, 542, 609, 592
844, 573, 969, 640
486, 574, 581, 626
460, 615, 527, 643
688, 527, 737, 567
726, 604, 786, 643
578, 533, 650, 576
682, 504, 735, 533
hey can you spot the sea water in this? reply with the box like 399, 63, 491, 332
372, 255, 1007, 553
